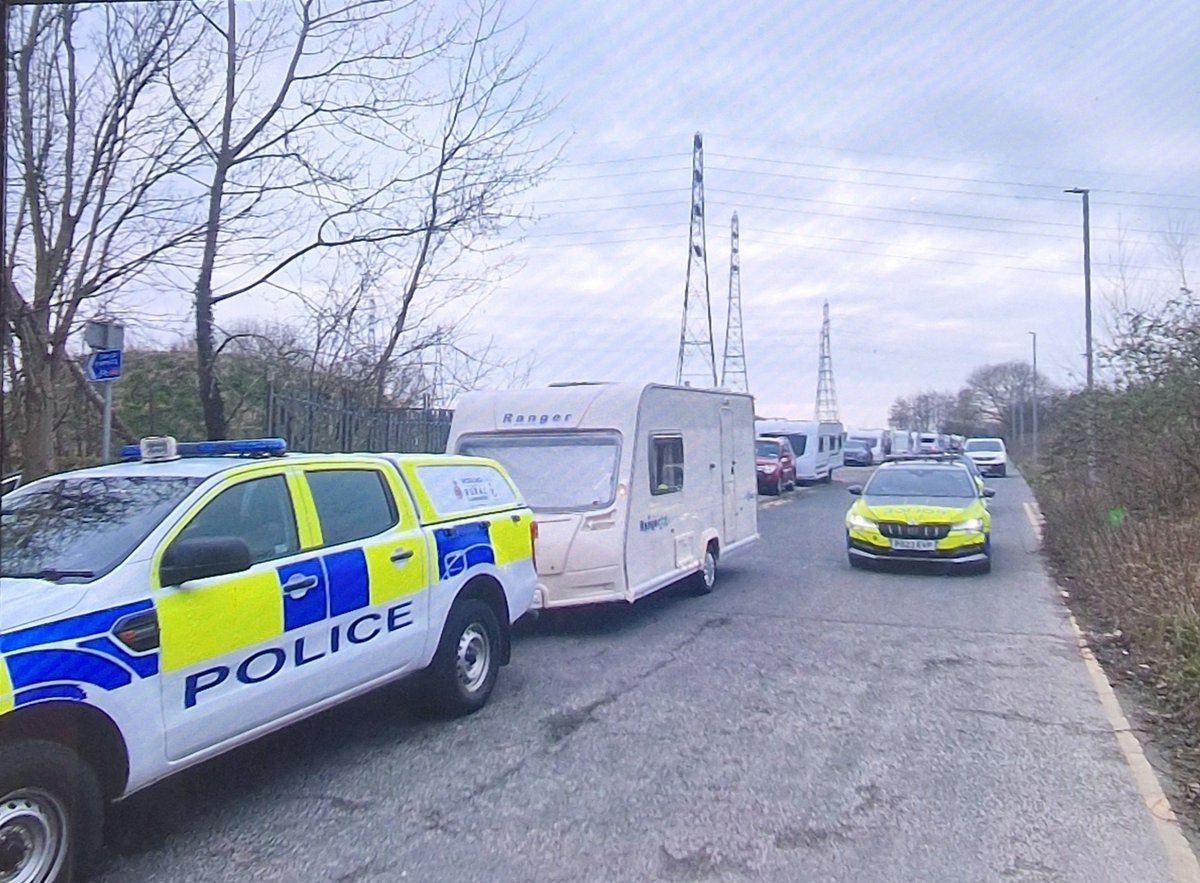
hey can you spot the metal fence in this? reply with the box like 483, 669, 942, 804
265, 384, 453, 454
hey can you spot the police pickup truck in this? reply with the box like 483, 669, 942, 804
0, 438, 538, 882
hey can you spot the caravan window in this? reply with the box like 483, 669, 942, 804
818, 436, 826, 453
650, 436, 684, 495
457, 432, 620, 512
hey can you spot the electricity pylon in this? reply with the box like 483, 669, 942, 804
675, 132, 717, 388
815, 300, 839, 421
720, 212, 748, 393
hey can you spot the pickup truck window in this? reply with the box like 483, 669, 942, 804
1, 476, 202, 581
414, 463, 520, 517
306, 469, 398, 545
174, 475, 299, 564
457, 433, 617, 512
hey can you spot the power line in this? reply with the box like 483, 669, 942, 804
706, 163, 1200, 212
535, 183, 1181, 243
557, 151, 689, 169
530, 201, 1177, 262
548, 141, 1200, 206
706, 152, 1200, 206
703, 132, 1200, 198
528, 229, 1180, 280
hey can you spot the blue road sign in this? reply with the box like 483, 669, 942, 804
85, 349, 123, 382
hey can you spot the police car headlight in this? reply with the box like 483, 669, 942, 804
847, 513, 876, 531
952, 517, 984, 532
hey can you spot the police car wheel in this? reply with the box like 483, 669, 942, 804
423, 598, 501, 718
0, 741, 103, 883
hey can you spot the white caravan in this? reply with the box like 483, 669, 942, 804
447, 382, 759, 609
755, 419, 845, 483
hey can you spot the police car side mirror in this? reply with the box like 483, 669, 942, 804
161, 537, 252, 586
982, 487, 997, 498
847, 485, 863, 496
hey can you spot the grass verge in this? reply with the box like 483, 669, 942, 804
1034, 474, 1200, 830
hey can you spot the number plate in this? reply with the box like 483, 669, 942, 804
890, 538, 937, 551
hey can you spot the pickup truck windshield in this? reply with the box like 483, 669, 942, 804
459, 432, 620, 511
1, 476, 202, 581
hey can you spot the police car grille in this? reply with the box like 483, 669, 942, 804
878, 522, 950, 540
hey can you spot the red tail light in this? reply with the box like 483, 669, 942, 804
530, 519, 539, 570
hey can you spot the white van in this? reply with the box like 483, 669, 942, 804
847, 428, 889, 460
755, 418, 845, 483
447, 382, 759, 609
917, 432, 942, 453
886, 430, 916, 458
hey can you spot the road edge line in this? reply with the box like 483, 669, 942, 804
1029, 494, 1200, 882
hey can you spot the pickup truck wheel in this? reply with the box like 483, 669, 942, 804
422, 598, 501, 718
690, 545, 717, 596
0, 741, 103, 883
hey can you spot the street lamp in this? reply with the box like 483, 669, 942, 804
1064, 188, 1093, 390
1028, 331, 1038, 462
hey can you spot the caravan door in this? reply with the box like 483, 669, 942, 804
719, 407, 737, 540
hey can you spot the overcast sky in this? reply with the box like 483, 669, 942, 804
454, 0, 1200, 427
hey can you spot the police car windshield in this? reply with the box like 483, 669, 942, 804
865, 467, 976, 499
1, 476, 202, 581
459, 432, 619, 511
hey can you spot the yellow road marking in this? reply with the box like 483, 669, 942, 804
1024, 500, 1044, 544
1026, 492, 1200, 882
1065, 607, 1200, 881
1025, 497, 1197, 878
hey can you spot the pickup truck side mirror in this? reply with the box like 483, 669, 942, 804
161, 537, 252, 586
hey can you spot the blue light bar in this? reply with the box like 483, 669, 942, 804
120, 437, 288, 461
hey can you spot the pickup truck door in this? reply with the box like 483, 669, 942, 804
294, 465, 430, 695
156, 471, 328, 760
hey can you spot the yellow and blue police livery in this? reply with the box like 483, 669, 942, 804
0, 438, 537, 883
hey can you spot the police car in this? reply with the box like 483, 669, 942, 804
0, 438, 538, 882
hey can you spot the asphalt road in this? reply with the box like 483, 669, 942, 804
96, 467, 1187, 882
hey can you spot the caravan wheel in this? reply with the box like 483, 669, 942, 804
690, 545, 717, 596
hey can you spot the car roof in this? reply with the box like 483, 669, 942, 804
12, 451, 461, 486
877, 458, 969, 471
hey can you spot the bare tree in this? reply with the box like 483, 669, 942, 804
169, 0, 555, 438
4, 3, 199, 478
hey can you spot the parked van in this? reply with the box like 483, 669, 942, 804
755, 418, 845, 483
886, 430, 916, 458
847, 428, 889, 461
917, 432, 942, 453
447, 382, 759, 609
